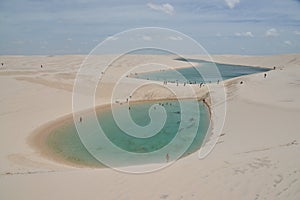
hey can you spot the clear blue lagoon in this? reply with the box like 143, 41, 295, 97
46, 100, 210, 167
132, 59, 270, 84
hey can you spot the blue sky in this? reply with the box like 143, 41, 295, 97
0, 0, 299, 55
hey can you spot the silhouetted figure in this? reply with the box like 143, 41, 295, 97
264, 73, 267, 78
166, 153, 170, 162
273, 66, 276, 70
41, 65, 43, 68
1, 63, 3, 66
240, 81, 243, 84
79, 117, 82, 123
217, 80, 220, 84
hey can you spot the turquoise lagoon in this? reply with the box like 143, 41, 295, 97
132, 60, 270, 84
46, 100, 210, 167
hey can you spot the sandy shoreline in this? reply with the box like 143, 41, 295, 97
1, 54, 300, 199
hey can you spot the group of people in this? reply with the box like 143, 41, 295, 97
162, 79, 223, 88
162, 80, 211, 88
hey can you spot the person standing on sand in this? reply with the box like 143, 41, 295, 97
264, 73, 267, 78
166, 153, 169, 162
79, 117, 82, 123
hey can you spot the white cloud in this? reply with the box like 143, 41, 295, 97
142, 35, 152, 41
245, 32, 254, 37
147, 3, 174, 15
216, 33, 222, 37
12, 40, 25, 45
294, 31, 300, 36
225, 0, 240, 9
284, 40, 292, 46
67, 38, 72, 41
168, 36, 183, 40
235, 31, 254, 37
265, 28, 279, 37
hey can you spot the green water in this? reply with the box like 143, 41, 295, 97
133, 60, 270, 84
46, 100, 210, 167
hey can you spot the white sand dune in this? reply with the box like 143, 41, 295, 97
0, 54, 299, 199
